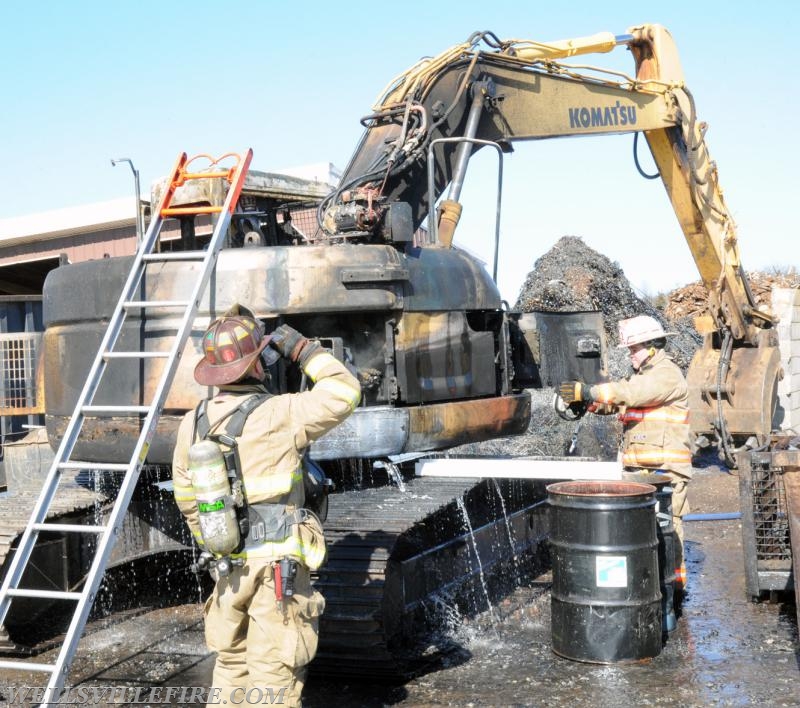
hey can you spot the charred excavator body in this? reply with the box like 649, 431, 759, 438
5, 24, 779, 674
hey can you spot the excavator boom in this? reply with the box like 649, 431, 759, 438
322, 23, 780, 458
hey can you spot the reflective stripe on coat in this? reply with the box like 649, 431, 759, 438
589, 349, 692, 478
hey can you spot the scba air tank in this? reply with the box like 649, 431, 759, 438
188, 440, 241, 555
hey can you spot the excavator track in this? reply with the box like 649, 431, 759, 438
313, 473, 550, 678
0, 464, 550, 676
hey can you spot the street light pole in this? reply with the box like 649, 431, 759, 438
111, 158, 143, 243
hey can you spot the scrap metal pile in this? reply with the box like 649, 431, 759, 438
664, 270, 800, 322
457, 236, 700, 460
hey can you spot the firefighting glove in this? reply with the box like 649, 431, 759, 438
558, 380, 592, 405
269, 324, 322, 367
269, 324, 307, 360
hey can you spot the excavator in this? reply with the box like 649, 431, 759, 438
1, 23, 780, 678
317, 22, 779, 463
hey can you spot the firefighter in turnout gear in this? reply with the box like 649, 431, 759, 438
558, 315, 691, 589
172, 304, 361, 707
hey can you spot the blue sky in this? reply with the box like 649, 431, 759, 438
2, 1, 796, 302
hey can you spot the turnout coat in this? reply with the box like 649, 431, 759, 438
589, 349, 692, 478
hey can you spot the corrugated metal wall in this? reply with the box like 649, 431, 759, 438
0, 226, 137, 267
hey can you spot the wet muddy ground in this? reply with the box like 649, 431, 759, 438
1, 466, 798, 707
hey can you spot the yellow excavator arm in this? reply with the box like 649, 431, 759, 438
626, 26, 781, 460
627, 25, 772, 342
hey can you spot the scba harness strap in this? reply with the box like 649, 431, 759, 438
193, 393, 270, 548
191, 393, 316, 547
247, 503, 312, 543
193, 393, 271, 446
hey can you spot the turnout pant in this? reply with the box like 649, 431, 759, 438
204, 559, 325, 707
622, 468, 690, 588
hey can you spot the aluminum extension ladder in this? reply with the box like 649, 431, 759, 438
0, 148, 253, 703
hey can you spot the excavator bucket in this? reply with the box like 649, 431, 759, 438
687, 340, 782, 448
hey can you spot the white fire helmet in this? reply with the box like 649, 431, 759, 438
617, 315, 676, 349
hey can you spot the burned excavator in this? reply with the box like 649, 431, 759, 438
2, 24, 779, 678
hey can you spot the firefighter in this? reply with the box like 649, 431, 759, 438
558, 314, 692, 587
172, 304, 361, 707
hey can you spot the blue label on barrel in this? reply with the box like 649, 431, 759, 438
596, 556, 628, 587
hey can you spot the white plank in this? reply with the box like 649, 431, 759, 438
415, 457, 622, 480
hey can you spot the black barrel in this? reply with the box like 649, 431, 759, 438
654, 479, 677, 630
627, 474, 677, 632
547, 480, 662, 663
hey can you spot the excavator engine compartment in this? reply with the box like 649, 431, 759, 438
40, 167, 608, 465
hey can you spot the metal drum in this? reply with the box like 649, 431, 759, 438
624, 473, 678, 632
547, 480, 662, 663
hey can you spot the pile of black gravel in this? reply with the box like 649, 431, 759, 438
458, 236, 701, 460
514, 236, 643, 326
513, 235, 700, 376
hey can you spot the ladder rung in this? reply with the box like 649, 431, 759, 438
181, 169, 232, 181
123, 300, 191, 308
103, 351, 170, 359
7, 588, 83, 600
0, 659, 56, 673
142, 252, 206, 262
32, 522, 107, 534
81, 405, 151, 415
59, 461, 130, 472
161, 206, 223, 216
